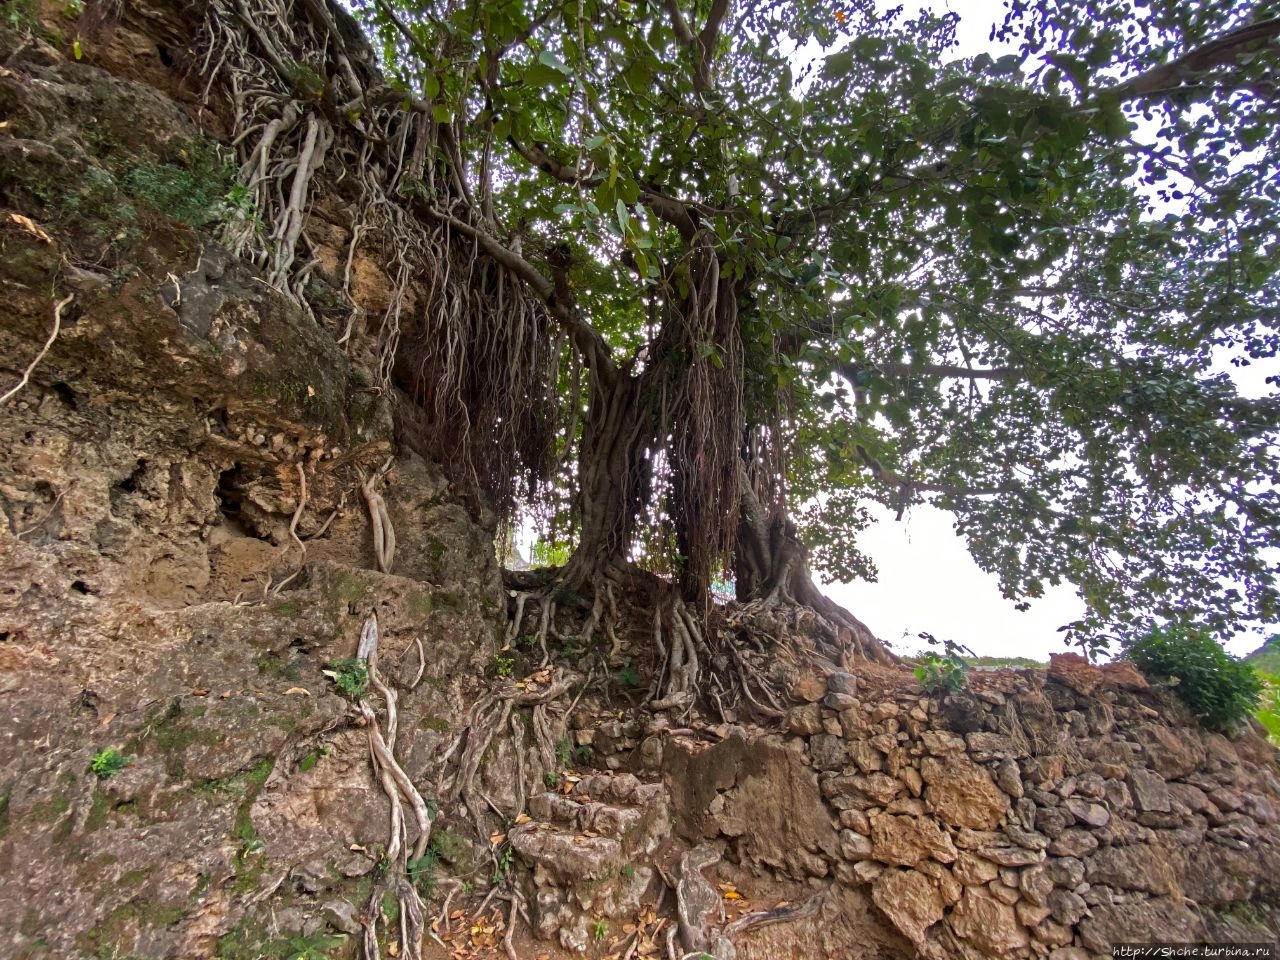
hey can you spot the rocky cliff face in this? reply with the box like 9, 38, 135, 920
1, 4, 1278, 960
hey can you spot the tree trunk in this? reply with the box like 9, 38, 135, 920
734, 475, 898, 665
559, 372, 653, 591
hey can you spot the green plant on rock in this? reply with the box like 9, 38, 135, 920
492, 651, 515, 678
90, 748, 130, 780
615, 657, 642, 689
407, 844, 441, 897
1256, 675, 1280, 746
323, 657, 369, 699
1125, 624, 1262, 733
913, 633, 972, 695
590, 918, 608, 941
491, 844, 513, 885
554, 737, 572, 768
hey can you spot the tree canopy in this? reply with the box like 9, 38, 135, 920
347, 0, 1280, 653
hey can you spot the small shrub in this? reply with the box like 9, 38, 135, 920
491, 845, 513, 884
323, 657, 369, 699
1125, 624, 1262, 732
90, 748, 130, 779
590, 918, 608, 941
913, 632, 971, 695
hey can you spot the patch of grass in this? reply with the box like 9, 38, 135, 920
231, 758, 275, 866
46, 792, 71, 820
216, 918, 345, 960
91, 748, 130, 779
407, 845, 440, 897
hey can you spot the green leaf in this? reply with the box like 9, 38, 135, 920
538, 49, 573, 75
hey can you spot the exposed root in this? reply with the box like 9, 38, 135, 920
267, 461, 309, 597
360, 457, 396, 574
446, 670, 577, 837
649, 591, 707, 714
354, 613, 434, 960
0, 293, 72, 406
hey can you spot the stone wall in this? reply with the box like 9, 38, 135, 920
642, 656, 1280, 959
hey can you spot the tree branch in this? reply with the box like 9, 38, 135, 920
508, 137, 599, 185
416, 202, 617, 381
841, 360, 1021, 383
854, 445, 1004, 519
1108, 16, 1280, 101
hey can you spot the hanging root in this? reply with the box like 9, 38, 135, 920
354, 614, 434, 960
267, 461, 309, 596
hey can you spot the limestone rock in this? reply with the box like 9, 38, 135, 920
870, 814, 958, 867
1064, 797, 1110, 827
1086, 843, 1187, 896
921, 755, 1011, 830
1138, 723, 1205, 779
788, 704, 824, 735
847, 739, 885, 774
1016, 900, 1051, 927
951, 889, 1032, 955
953, 851, 999, 886
1048, 825, 1095, 857
872, 868, 945, 945
1019, 864, 1054, 905
1048, 653, 1104, 696
1047, 888, 1088, 926
1079, 898, 1205, 953
1128, 768, 1172, 813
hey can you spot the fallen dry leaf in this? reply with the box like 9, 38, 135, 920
8, 213, 52, 243
488, 831, 506, 847
514, 812, 532, 825
283, 686, 311, 696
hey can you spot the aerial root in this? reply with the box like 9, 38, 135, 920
649, 594, 706, 713
447, 670, 577, 839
